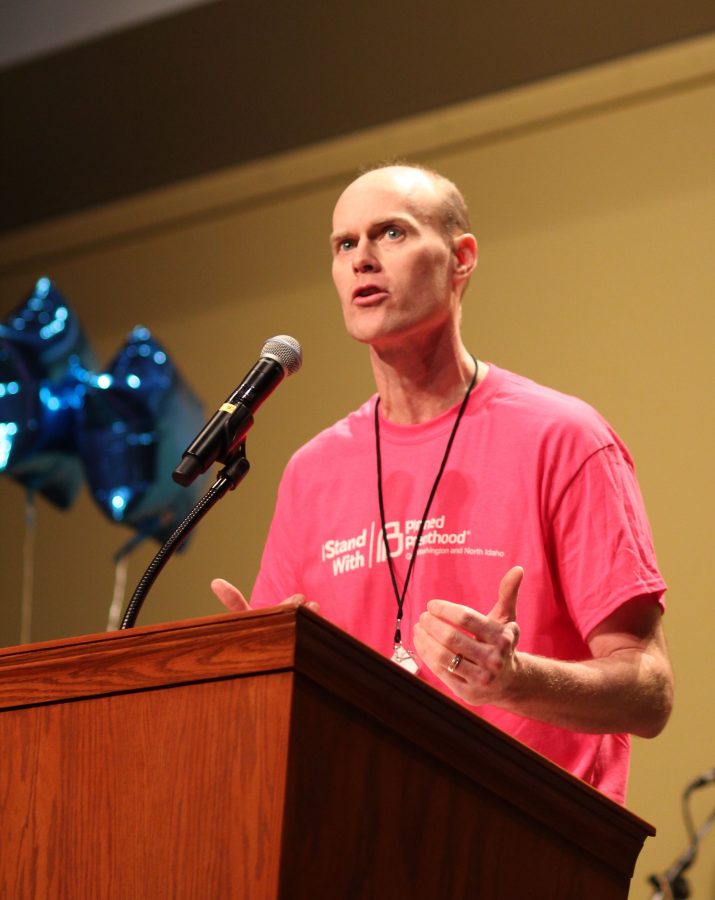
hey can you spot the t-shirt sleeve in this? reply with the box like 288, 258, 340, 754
548, 442, 666, 641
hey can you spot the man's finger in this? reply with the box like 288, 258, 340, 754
211, 578, 250, 611
280, 593, 321, 613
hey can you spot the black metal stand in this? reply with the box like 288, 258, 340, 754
119, 443, 251, 630
648, 777, 715, 899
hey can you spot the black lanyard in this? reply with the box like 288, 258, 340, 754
374, 356, 478, 645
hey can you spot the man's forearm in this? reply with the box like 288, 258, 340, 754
499, 644, 673, 736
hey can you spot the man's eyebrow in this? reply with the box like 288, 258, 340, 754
329, 229, 351, 246
373, 215, 415, 231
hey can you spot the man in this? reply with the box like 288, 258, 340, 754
212, 164, 673, 804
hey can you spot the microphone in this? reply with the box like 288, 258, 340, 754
172, 335, 302, 487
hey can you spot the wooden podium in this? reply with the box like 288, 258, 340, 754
0, 607, 653, 899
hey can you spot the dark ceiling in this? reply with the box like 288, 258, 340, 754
2, 0, 714, 234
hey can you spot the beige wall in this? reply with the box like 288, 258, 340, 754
1, 35, 713, 898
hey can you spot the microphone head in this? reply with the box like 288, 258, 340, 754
261, 335, 302, 376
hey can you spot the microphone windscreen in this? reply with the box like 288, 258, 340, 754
261, 335, 302, 376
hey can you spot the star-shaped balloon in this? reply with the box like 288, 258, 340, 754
0, 277, 94, 508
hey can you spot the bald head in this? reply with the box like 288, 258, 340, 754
336, 164, 471, 244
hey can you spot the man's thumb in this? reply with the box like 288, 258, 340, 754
211, 578, 249, 612
489, 566, 523, 623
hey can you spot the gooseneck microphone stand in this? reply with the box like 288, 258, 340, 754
119, 443, 250, 630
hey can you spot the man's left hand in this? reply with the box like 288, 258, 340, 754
413, 566, 524, 706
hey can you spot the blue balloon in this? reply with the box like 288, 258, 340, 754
77, 326, 205, 545
0, 278, 94, 508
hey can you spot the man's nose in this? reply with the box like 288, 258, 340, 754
352, 239, 381, 272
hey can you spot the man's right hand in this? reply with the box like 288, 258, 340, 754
210, 578, 320, 614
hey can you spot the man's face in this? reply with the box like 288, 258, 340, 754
330, 168, 462, 351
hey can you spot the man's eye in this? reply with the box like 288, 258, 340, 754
385, 226, 404, 240
339, 239, 355, 252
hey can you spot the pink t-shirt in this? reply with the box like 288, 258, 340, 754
253, 365, 666, 803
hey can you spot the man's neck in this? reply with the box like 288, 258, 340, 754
369, 338, 486, 425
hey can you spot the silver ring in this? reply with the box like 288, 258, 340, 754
447, 653, 463, 673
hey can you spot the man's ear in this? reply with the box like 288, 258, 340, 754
453, 233, 478, 278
